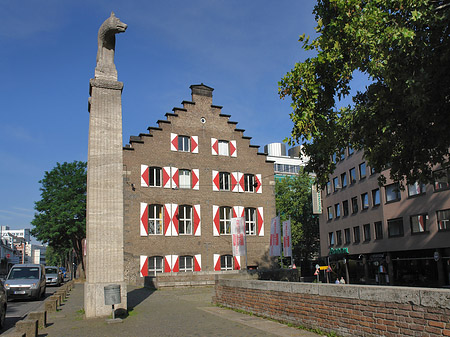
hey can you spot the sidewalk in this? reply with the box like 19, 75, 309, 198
40, 283, 323, 337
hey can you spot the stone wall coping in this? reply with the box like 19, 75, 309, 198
217, 279, 450, 309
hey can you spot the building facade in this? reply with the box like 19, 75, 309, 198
264, 142, 308, 181
319, 149, 450, 287
122, 84, 276, 285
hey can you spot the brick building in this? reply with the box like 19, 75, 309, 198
123, 84, 276, 285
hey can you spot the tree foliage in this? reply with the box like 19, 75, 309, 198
31, 161, 86, 275
275, 172, 319, 264
279, 0, 450, 187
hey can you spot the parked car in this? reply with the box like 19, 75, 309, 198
0, 279, 7, 328
45, 266, 63, 286
4, 264, 46, 300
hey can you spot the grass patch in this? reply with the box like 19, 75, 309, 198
127, 308, 137, 317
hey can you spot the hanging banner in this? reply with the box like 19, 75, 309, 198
312, 184, 322, 214
231, 217, 246, 256
282, 220, 292, 257
269, 216, 281, 256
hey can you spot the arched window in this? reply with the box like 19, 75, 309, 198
179, 256, 193, 272
220, 255, 233, 271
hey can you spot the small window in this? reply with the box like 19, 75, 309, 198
361, 193, 369, 210
370, 167, 376, 175
408, 182, 426, 197
179, 169, 191, 189
385, 183, 401, 203
326, 181, 332, 195
148, 204, 163, 235
333, 177, 340, 192
220, 255, 233, 271
218, 140, 229, 156
149, 167, 162, 187
332, 153, 337, 163
244, 174, 255, 192
374, 221, 383, 239
433, 168, 450, 191
359, 162, 367, 179
179, 256, 194, 272
348, 147, 354, 156
349, 168, 357, 184
219, 206, 232, 234
388, 218, 404, 237
363, 224, 371, 242
351, 197, 358, 214
372, 189, 380, 206
353, 226, 360, 243
327, 206, 333, 220
178, 136, 190, 152
410, 214, 428, 234
342, 200, 349, 217
344, 228, 351, 245
148, 256, 164, 276
178, 205, 192, 235
437, 209, 450, 231
341, 172, 347, 188
335, 203, 341, 218
329, 232, 335, 246
336, 230, 342, 246
245, 208, 257, 235
219, 172, 230, 191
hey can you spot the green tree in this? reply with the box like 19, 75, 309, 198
31, 161, 86, 277
275, 171, 319, 269
279, 0, 450, 187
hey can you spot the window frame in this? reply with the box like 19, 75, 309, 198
359, 162, 367, 179
327, 206, 333, 220
179, 169, 191, 189
244, 174, 255, 193
344, 228, 351, 245
220, 255, 233, 271
387, 218, 404, 238
374, 221, 383, 240
351, 197, 358, 214
328, 232, 335, 247
342, 200, 349, 217
385, 183, 401, 203
326, 181, 332, 195
334, 203, 341, 218
336, 230, 342, 246
333, 176, 340, 192
245, 207, 257, 235
149, 167, 162, 187
178, 135, 190, 152
219, 172, 231, 191
410, 214, 428, 234
219, 206, 232, 234
349, 168, 357, 184
372, 188, 380, 206
341, 172, 347, 188
178, 205, 193, 235
407, 182, 426, 197
148, 256, 164, 276
353, 226, 360, 243
218, 140, 229, 156
437, 209, 450, 231
148, 204, 163, 235
179, 256, 194, 272
433, 168, 450, 191
361, 193, 369, 210
363, 224, 371, 242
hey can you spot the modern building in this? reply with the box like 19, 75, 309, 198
122, 84, 276, 285
0, 226, 31, 244
264, 142, 308, 181
319, 148, 450, 287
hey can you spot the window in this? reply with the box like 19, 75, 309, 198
326, 181, 332, 195
342, 200, 349, 217
179, 169, 191, 189
332, 153, 337, 163
341, 172, 347, 188
327, 206, 333, 220
220, 255, 233, 271
179, 256, 194, 272
148, 256, 164, 276
349, 168, 357, 184
244, 174, 255, 192
388, 218, 404, 237
361, 193, 369, 210
348, 147, 354, 156
353, 226, 360, 243
410, 214, 428, 234
372, 189, 380, 206
351, 197, 358, 214
385, 183, 401, 203
178, 205, 192, 235
333, 177, 340, 191
340, 151, 345, 161
408, 182, 426, 197
336, 230, 342, 246
370, 167, 376, 175
374, 221, 383, 239
328, 232, 335, 246
219, 172, 230, 191
433, 168, 450, 191
359, 162, 367, 179
218, 140, 229, 156
335, 203, 341, 218
149, 167, 162, 187
148, 204, 163, 235
178, 136, 190, 152
363, 224, 371, 242
245, 208, 257, 235
219, 206, 232, 234
344, 228, 351, 245
437, 209, 450, 231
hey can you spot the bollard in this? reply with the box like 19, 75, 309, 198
15, 319, 38, 337
45, 298, 57, 312
56, 290, 66, 301
51, 294, 61, 306
27, 311, 47, 328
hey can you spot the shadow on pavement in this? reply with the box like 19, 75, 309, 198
127, 287, 155, 311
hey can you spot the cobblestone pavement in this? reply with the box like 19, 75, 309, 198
40, 283, 323, 337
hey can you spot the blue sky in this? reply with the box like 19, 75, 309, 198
0, 1, 320, 237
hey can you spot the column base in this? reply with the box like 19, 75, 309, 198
84, 281, 127, 318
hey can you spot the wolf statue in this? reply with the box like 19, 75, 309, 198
95, 12, 127, 80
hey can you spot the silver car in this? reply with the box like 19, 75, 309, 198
5, 264, 46, 300
45, 266, 63, 286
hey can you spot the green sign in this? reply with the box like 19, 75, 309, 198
329, 247, 349, 255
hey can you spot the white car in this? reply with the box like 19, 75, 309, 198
4, 264, 46, 300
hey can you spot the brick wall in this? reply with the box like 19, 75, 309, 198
214, 279, 450, 337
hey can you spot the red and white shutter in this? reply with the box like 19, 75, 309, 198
140, 203, 148, 236
163, 167, 171, 189
257, 207, 264, 236
212, 170, 219, 191
211, 138, 218, 155
213, 205, 220, 236
194, 204, 201, 236
171, 133, 178, 151
213, 254, 221, 271
140, 256, 148, 277
171, 167, 179, 189
234, 256, 241, 270
164, 255, 172, 273
230, 140, 237, 157
192, 169, 199, 190
164, 204, 172, 236
255, 174, 262, 193
141, 165, 149, 187
171, 204, 179, 236
191, 136, 199, 154
171, 255, 179, 272
239, 172, 245, 192
231, 172, 239, 192
233, 206, 244, 218
194, 254, 202, 272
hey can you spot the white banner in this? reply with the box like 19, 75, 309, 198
283, 220, 292, 257
269, 216, 281, 257
231, 217, 246, 256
